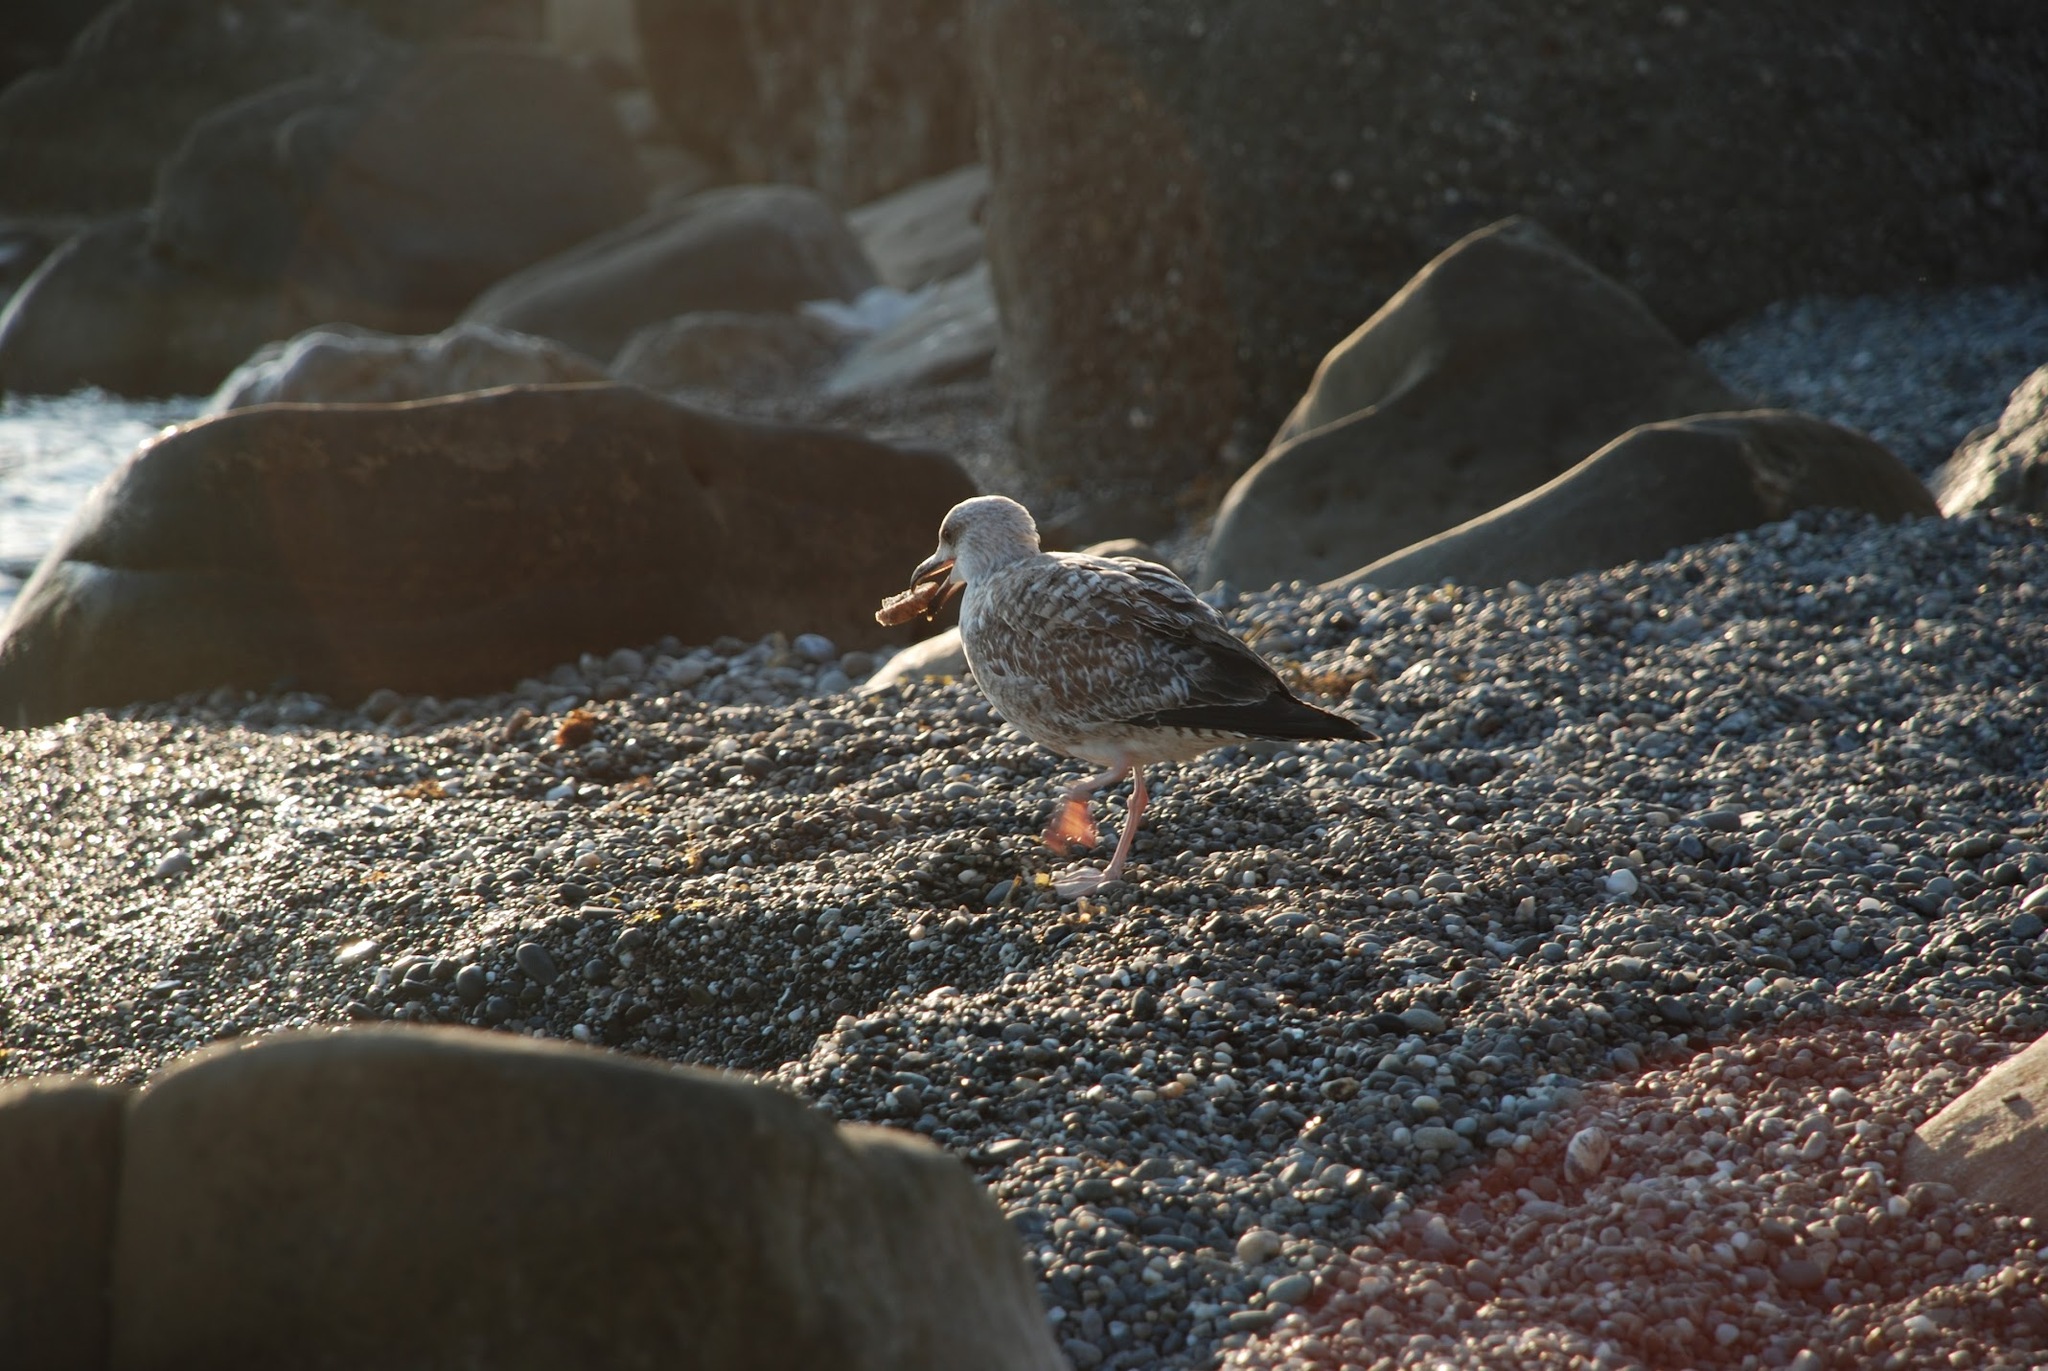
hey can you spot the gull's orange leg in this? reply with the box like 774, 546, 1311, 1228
1055, 765, 1149, 898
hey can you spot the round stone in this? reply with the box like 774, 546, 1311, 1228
792, 633, 838, 663
514, 941, 559, 985
1399, 1004, 1446, 1034
1236, 1228, 1283, 1265
1265, 1272, 1314, 1306
453, 964, 488, 1004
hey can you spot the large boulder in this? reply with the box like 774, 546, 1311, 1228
0, 383, 975, 724
0, 1077, 126, 1370
0, 42, 648, 397
202, 321, 612, 415
107, 1029, 1061, 1369
0, 0, 399, 220
462, 185, 876, 363
1202, 218, 1739, 589
1904, 1032, 2048, 1226
154, 43, 648, 336
1328, 411, 1940, 593
0, 212, 299, 398
969, 0, 2048, 536
634, 0, 977, 206
849, 163, 989, 292
1932, 365, 2048, 517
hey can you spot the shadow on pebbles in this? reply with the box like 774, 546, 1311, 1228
3, 507, 2048, 1369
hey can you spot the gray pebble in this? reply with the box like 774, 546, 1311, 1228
515, 942, 559, 986
1265, 1272, 1314, 1306
1399, 1004, 1446, 1034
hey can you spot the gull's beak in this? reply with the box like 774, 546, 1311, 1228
912, 550, 959, 587
909, 551, 964, 615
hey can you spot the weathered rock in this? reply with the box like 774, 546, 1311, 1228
1203, 218, 1739, 589
970, 0, 2048, 537
613, 311, 851, 396
154, 44, 648, 337
110, 1028, 1063, 1369
827, 262, 997, 396
0, 212, 298, 397
203, 321, 611, 414
542, 0, 640, 69
1328, 411, 1939, 593
0, 0, 119, 105
861, 627, 968, 694
0, 0, 398, 220
1905, 1032, 2048, 1226
0, 383, 975, 724
849, 163, 989, 291
0, 1076, 128, 1370
1932, 365, 2048, 517
463, 185, 875, 364
636, 0, 977, 206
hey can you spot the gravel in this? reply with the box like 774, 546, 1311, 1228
3, 499, 2046, 1367
1695, 277, 2048, 475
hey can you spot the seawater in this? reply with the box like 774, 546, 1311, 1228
0, 391, 201, 621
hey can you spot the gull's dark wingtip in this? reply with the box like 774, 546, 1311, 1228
1133, 688, 1378, 744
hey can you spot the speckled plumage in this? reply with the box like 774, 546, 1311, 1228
897, 495, 1370, 893
961, 551, 1332, 766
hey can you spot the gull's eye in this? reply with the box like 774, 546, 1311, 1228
940, 520, 961, 544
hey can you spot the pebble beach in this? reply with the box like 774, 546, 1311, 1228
2, 286, 2047, 1369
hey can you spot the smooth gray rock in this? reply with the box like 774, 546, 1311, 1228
861, 629, 969, 695
1932, 365, 2048, 517
849, 164, 989, 292
1905, 1031, 2048, 1226
1329, 411, 1939, 593
827, 263, 998, 396
203, 322, 611, 415
1203, 218, 1739, 589
0, 1076, 127, 1370
0, 384, 975, 724
154, 46, 647, 336
0, 213, 296, 398
464, 185, 876, 363
110, 1028, 1064, 1370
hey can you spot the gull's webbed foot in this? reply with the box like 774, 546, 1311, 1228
1053, 864, 1117, 898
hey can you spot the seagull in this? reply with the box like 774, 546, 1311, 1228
880, 495, 1374, 897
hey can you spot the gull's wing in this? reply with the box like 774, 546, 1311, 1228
971, 554, 1362, 740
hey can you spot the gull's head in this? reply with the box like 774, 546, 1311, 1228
912, 495, 1041, 590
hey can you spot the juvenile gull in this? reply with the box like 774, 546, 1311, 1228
882, 495, 1373, 896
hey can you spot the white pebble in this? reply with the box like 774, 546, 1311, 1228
1236, 1228, 1283, 1265
1564, 1125, 1611, 1182
1602, 868, 1639, 897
